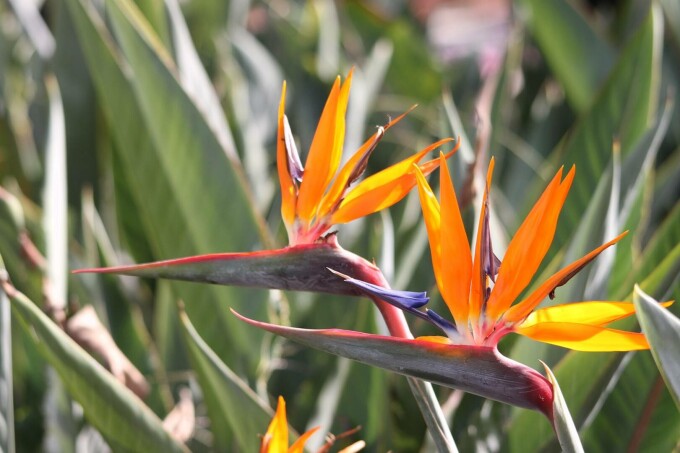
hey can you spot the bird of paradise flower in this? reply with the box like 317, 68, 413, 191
261, 396, 365, 453
233, 155, 671, 419
276, 69, 455, 245
332, 154, 671, 351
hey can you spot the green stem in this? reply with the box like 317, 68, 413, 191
361, 270, 458, 453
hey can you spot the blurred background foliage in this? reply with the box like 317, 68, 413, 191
0, 0, 679, 451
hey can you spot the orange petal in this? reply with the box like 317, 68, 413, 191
412, 163, 443, 303
297, 72, 352, 221
289, 427, 320, 453
439, 153, 472, 326
503, 231, 629, 324
486, 167, 575, 320
330, 138, 454, 224
261, 396, 288, 453
277, 82, 297, 228
415, 335, 452, 345
316, 108, 412, 220
520, 300, 673, 328
469, 158, 495, 322
515, 322, 649, 351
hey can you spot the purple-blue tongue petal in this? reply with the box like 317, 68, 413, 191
332, 271, 429, 309
329, 269, 442, 328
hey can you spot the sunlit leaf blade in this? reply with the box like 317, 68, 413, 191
165, 0, 237, 159
6, 0, 55, 59
4, 283, 185, 452
42, 75, 67, 312
76, 243, 384, 296
0, 258, 14, 453
179, 310, 275, 451
520, 0, 613, 112
633, 285, 680, 409
554, 3, 662, 246
64, 0, 270, 370
232, 311, 554, 417
608, 96, 674, 294
542, 362, 584, 453
132, 0, 169, 46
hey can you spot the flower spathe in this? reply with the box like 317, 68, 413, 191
260, 396, 318, 453
277, 70, 458, 245
339, 154, 672, 351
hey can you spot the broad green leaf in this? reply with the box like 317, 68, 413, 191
4, 283, 185, 452
179, 310, 274, 451
233, 311, 554, 418
0, 257, 14, 453
633, 285, 680, 409
554, 4, 662, 246
132, 0, 170, 47
165, 0, 237, 160
519, 0, 613, 112
64, 0, 270, 371
542, 363, 583, 453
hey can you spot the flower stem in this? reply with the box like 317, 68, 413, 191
358, 267, 458, 453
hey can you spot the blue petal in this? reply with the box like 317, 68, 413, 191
330, 269, 458, 336
342, 277, 429, 309
426, 309, 459, 336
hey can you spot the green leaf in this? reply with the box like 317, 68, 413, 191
64, 0, 270, 371
3, 282, 185, 452
520, 0, 614, 112
625, 202, 680, 292
633, 285, 680, 409
179, 309, 274, 451
542, 362, 583, 453
554, 3, 662, 246
233, 311, 554, 418
132, 0, 170, 47
165, 0, 237, 159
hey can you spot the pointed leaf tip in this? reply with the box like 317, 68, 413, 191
541, 362, 584, 453
634, 285, 680, 409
